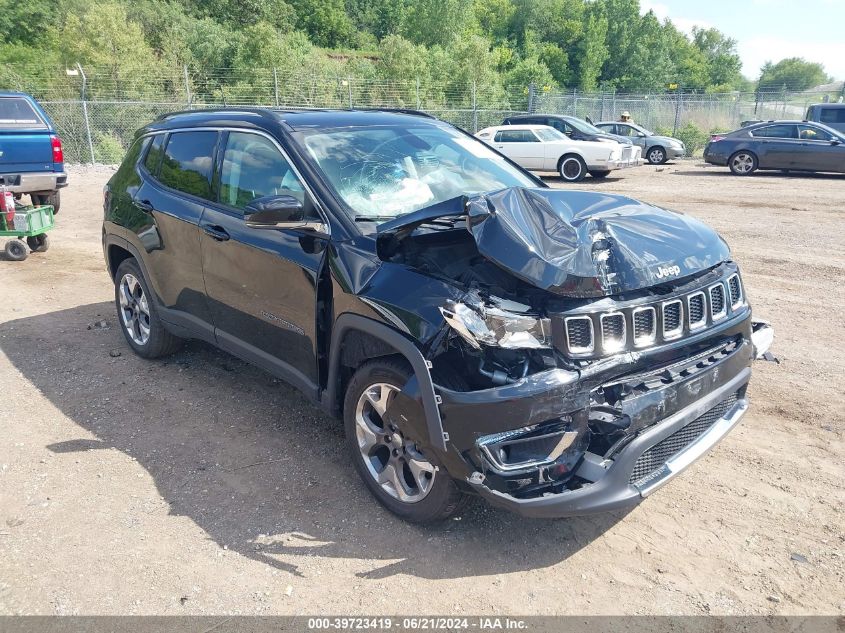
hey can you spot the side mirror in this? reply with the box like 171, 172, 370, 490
244, 194, 325, 232
831, 138, 841, 145
637, 132, 647, 138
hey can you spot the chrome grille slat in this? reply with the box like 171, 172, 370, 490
600, 312, 626, 352
565, 316, 594, 354
709, 283, 726, 320
557, 271, 746, 358
688, 292, 706, 330
728, 273, 742, 307
662, 300, 683, 339
632, 306, 656, 347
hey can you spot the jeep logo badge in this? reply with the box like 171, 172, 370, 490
655, 264, 681, 279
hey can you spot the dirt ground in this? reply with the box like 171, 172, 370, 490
0, 162, 843, 616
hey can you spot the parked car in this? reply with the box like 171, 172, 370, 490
594, 121, 685, 164
704, 120, 845, 176
805, 103, 845, 134
475, 124, 642, 181
0, 92, 66, 213
104, 108, 773, 523
502, 113, 631, 145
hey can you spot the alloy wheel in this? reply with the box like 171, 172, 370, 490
118, 273, 151, 346
731, 153, 755, 174
354, 382, 436, 503
648, 148, 665, 164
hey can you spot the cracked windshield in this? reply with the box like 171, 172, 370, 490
301, 125, 536, 223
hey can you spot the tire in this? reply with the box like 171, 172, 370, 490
646, 146, 667, 164
729, 151, 758, 176
26, 234, 50, 253
5, 239, 28, 261
114, 258, 183, 359
31, 191, 60, 215
343, 358, 468, 523
589, 170, 611, 179
558, 154, 587, 182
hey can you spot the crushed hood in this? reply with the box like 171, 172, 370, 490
464, 188, 730, 298
379, 187, 731, 298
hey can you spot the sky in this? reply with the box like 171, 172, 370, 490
639, 0, 845, 81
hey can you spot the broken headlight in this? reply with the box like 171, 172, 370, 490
440, 296, 552, 350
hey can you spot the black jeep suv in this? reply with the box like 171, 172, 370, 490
103, 108, 773, 523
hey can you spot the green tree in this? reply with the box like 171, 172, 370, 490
758, 57, 829, 92
572, 8, 608, 91
289, 0, 354, 48
402, 0, 475, 47
55, 1, 160, 99
692, 27, 742, 90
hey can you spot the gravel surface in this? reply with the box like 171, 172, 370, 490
0, 163, 842, 615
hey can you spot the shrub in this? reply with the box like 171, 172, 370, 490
94, 131, 125, 164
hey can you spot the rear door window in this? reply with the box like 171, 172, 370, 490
751, 125, 797, 139
158, 131, 218, 200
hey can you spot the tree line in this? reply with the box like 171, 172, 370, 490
0, 0, 832, 100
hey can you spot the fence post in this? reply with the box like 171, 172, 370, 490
183, 64, 192, 109
572, 88, 578, 117
672, 86, 682, 137
472, 80, 478, 133
347, 77, 353, 109
528, 83, 536, 113
77, 63, 95, 165
273, 68, 279, 107
612, 89, 616, 120
415, 77, 421, 110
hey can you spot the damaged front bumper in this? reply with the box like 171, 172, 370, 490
464, 367, 749, 518
425, 314, 759, 518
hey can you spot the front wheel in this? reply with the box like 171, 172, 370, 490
559, 155, 587, 182
5, 239, 28, 261
343, 358, 468, 523
114, 258, 183, 358
646, 146, 667, 164
589, 170, 611, 179
729, 151, 758, 176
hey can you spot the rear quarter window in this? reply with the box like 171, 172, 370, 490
157, 131, 218, 200
0, 97, 47, 129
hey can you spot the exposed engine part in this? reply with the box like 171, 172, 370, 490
478, 356, 529, 386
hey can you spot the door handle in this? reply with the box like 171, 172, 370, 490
202, 224, 230, 241
133, 199, 153, 213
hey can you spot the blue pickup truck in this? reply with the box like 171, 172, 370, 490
0, 92, 67, 214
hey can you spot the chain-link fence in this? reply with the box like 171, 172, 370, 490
8, 65, 842, 164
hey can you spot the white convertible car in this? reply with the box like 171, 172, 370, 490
475, 124, 643, 182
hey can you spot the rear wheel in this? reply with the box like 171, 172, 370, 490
729, 151, 758, 176
31, 191, 60, 215
646, 146, 667, 164
559, 154, 587, 182
5, 239, 28, 261
343, 358, 467, 523
114, 258, 183, 358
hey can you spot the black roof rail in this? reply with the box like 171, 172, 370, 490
352, 107, 437, 119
